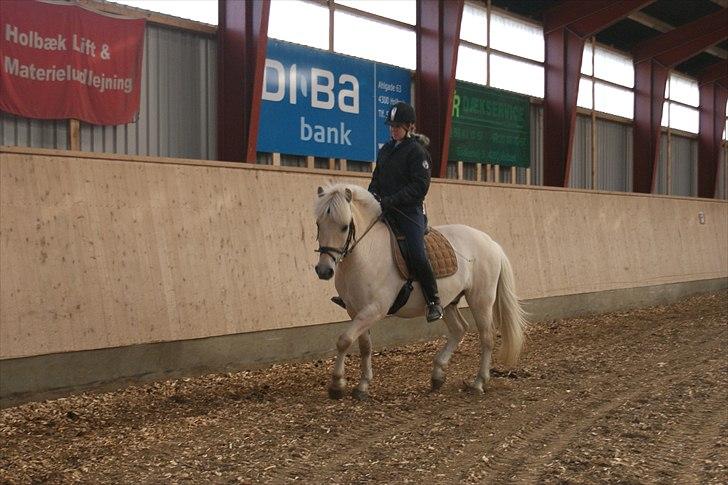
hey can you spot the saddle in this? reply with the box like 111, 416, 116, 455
388, 224, 458, 280
330, 222, 458, 316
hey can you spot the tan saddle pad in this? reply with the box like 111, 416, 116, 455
389, 227, 458, 280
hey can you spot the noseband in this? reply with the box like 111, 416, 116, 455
316, 220, 356, 264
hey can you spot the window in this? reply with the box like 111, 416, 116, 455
580, 45, 634, 119
490, 54, 543, 98
667, 103, 699, 134
336, 0, 415, 25
456, 45, 488, 85
593, 47, 633, 88
269, 1, 329, 49
460, 3, 488, 46
662, 73, 699, 133
577, 78, 593, 109
490, 12, 543, 62
581, 43, 593, 76
668, 73, 699, 107
333, 11, 415, 68
594, 82, 633, 119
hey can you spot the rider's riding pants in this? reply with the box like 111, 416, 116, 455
386, 206, 439, 304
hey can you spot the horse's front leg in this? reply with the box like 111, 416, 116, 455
351, 330, 373, 401
329, 308, 381, 400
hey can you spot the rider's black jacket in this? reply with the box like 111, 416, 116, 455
368, 135, 432, 209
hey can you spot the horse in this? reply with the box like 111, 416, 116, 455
314, 183, 527, 400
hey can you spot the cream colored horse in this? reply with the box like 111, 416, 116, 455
314, 184, 527, 400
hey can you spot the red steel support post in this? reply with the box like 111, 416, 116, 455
632, 59, 669, 194
698, 82, 728, 198
415, 0, 464, 178
543, 28, 584, 187
631, 9, 728, 193
217, 0, 270, 163
542, 0, 653, 187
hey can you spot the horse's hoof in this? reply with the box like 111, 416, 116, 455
328, 387, 345, 400
431, 377, 445, 391
462, 379, 485, 395
352, 388, 369, 401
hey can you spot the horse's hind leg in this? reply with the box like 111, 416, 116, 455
431, 304, 467, 391
465, 292, 496, 394
352, 331, 373, 401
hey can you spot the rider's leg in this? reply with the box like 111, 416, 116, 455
390, 207, 443, 322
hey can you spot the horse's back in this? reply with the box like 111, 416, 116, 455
433, 224, 504, 263
433, 223, 496, 246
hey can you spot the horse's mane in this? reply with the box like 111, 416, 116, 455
314, 184, 380, 224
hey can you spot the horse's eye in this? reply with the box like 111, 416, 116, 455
341, 225, 348, 232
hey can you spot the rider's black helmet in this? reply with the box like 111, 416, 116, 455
385, 102, 416, 125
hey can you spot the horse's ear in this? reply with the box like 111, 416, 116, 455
344, 188, 352, 202
317, 186, 324, 197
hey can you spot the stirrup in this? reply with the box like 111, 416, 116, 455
331, 296, 346, 309
426, 302, 443, 322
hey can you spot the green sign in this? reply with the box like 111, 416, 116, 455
450, 81, 530, 167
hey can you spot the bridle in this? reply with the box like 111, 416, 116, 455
315, 220, 356, 264
315, 215, 379, 265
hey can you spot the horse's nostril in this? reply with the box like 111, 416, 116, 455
315, 265, 333, 280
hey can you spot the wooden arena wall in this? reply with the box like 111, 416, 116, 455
2, 147, 727, 360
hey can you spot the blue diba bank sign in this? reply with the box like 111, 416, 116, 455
257, 39, 411, 161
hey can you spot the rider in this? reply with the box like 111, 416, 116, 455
369, 101, 443, 322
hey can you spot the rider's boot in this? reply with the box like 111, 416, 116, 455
419, 261, 443, 322
426, 296, 443, 322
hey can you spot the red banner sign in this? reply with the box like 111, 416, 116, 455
0, 0, 145, 125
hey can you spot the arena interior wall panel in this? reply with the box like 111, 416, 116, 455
2, 147, 726, 363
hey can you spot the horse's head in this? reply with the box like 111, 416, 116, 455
314, 184, 382, 279
314, 185, 355, 280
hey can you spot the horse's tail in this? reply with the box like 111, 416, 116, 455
493, 252, 528, 367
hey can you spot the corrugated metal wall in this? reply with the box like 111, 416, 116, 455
670, 135, 697, 197
0, 115, 69, 150
1, 24, 216, 160
655, 133, 698, 197
569, 115, 593, 189
596, 118, 633, 192
656, 135, 669, 195
529, 105, 544, 186
717, 146, 727, 200
569, 116, 634, 192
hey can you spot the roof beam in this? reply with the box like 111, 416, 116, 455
628, 11, 727, 59
698, 60, 728, 85
632, 9, 728, 65
544, 0, 654, 36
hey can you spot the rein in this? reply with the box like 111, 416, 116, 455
316, 215, 379, 264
